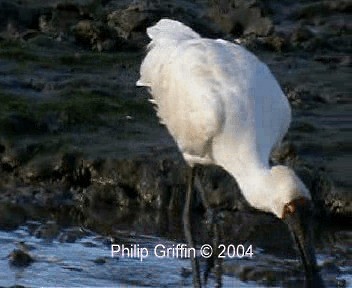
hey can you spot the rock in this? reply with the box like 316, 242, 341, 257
195, 164, 249, 211
1, 154, 18, 173
107, 4, 150, 39
50, 1, 100, 35
107, 3, 154, 49
312, 172, 352, 218
34, 221, 60, 240
93, 257, 107, 264
73, 20, 116, 51
73, 20, 98, 46
262, 34, 288, 52
8, 248, 34, 267
58, 227, 86, 243
0, 203, 27, 230
291, 25, 314, 44
284, 86, 325, 108
271, 142, 298, 165
314, 55, 352, 67
291, 1, 352, 20
0, 1, 52, 31
106, 1, 220, 49
54, 152, 91, 188
207, 0, 273, 37
84, 183, 135, 209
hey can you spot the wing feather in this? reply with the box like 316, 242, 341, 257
150, 41, 225, 158
138, 20, 291, 164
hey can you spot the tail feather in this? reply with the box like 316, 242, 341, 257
137, 19, 199, 88
146, 19, 200, 43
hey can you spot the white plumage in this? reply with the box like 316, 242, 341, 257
137, 19, 311, 218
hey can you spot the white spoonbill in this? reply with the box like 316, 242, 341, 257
137, 19, 323, 287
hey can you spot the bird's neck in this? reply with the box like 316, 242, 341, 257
214, 150, 279, 215
227, 162, 275, 214
211, 138, 292, 217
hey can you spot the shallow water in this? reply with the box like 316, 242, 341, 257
0, 209, 350, 288
0, 224, 257, 287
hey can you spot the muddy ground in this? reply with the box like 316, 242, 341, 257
0, 0, 351, 287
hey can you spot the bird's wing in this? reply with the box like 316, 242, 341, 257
149, 40, 226, 158
140, 34, 291, 163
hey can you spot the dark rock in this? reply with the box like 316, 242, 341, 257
0, 1, 52, 31
291, 1, 352, 20
314, 55, 352, 66
89, 158, 175, 209
284, 86, 324, 108
8, 248, 34, 267
17, 241, 35, 252
271, 142, 297, 165
34, 221, 60, 240
58, 227, 85, 243
312, 172, 352, 218
0, 203, 27, 230
50, 2, 82, 35
107, 4, 150, 39
107, 3, 154, 49
237, 33, 289, 53
106, 1, 219, 49
73, 20, 98, 45
262, 34, 288, 52
195, 164, 249, 211
135, 161, 167, 208
73, 20, 117, 51
84, 183, 135, 209
53, 152, 91, 188
291, 26, 314, 44
1, 155, 18, 172
93, 257, 107, 264
207, 0, 273, 37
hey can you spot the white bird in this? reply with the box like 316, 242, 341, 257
137, 19, 323, 287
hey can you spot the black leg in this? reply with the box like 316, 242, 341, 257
195, 173, 223, 287
203, 210, 213, 285
213, 218, 222, 288
183, 166, 201, 288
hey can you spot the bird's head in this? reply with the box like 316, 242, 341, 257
269, 166, 324, 286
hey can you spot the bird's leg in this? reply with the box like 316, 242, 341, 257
183, 166, 201, 288
194, 175, 212, 284
195, 175, 223, 287
213, 215, 222, 288
203, 208, 223, 288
